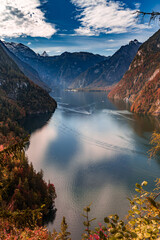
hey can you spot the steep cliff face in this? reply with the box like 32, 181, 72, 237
130, 71, 160, 115
70, 40, 141, 89
108, 30, 160, 116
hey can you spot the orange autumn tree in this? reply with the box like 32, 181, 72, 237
150, 132, 160, 157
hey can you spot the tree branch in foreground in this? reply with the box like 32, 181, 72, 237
136, 10, 160, 24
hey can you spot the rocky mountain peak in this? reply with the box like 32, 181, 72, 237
129, 39, 140, 46
41, 51, 49, 57
4, 42, 37, 59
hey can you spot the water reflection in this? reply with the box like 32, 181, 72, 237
26, 91, 160, 240
19, 113, 53, 134
109, 98, 160, 137
46, 132, 79, 169
26, 125, 57, 169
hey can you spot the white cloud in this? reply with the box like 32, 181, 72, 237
71, 0, 147, 36
0, 0, 56, 38
134, 3, 141, 9
105, 48, 116, 51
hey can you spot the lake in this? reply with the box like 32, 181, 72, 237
26, 91, 160, 240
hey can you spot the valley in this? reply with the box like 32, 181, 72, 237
0, 25, 159, 240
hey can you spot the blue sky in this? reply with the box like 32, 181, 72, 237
0, 0, 160, 56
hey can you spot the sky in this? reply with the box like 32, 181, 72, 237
0, 0, 160, 56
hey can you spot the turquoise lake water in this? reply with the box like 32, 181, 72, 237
26, 91, 160, 239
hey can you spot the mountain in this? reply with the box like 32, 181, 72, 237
4, 42, 107, 89
70, 40, 141, 90
0, 40, 57, 146
41, 51, 49, 57
2, 42, 50, 92
108, 30, 160, 116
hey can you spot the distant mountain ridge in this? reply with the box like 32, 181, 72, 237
4, 42, 107, 89
4, 40, 142, 92
70, 40, 141, 89
108, 30, 160, 116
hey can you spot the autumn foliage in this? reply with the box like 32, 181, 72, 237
108, 29, 160, 116
0, 133, 159, 239
0, 140, 57, 235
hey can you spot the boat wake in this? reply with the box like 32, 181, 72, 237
52, 117, 145, 156
58, 106, 92, 115
58, 103, 95, 115
102, 109, 134, 121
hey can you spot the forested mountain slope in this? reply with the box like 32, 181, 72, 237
0, 41, 57, 146
108, 30, 160, 116
1, 42, 50, 92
